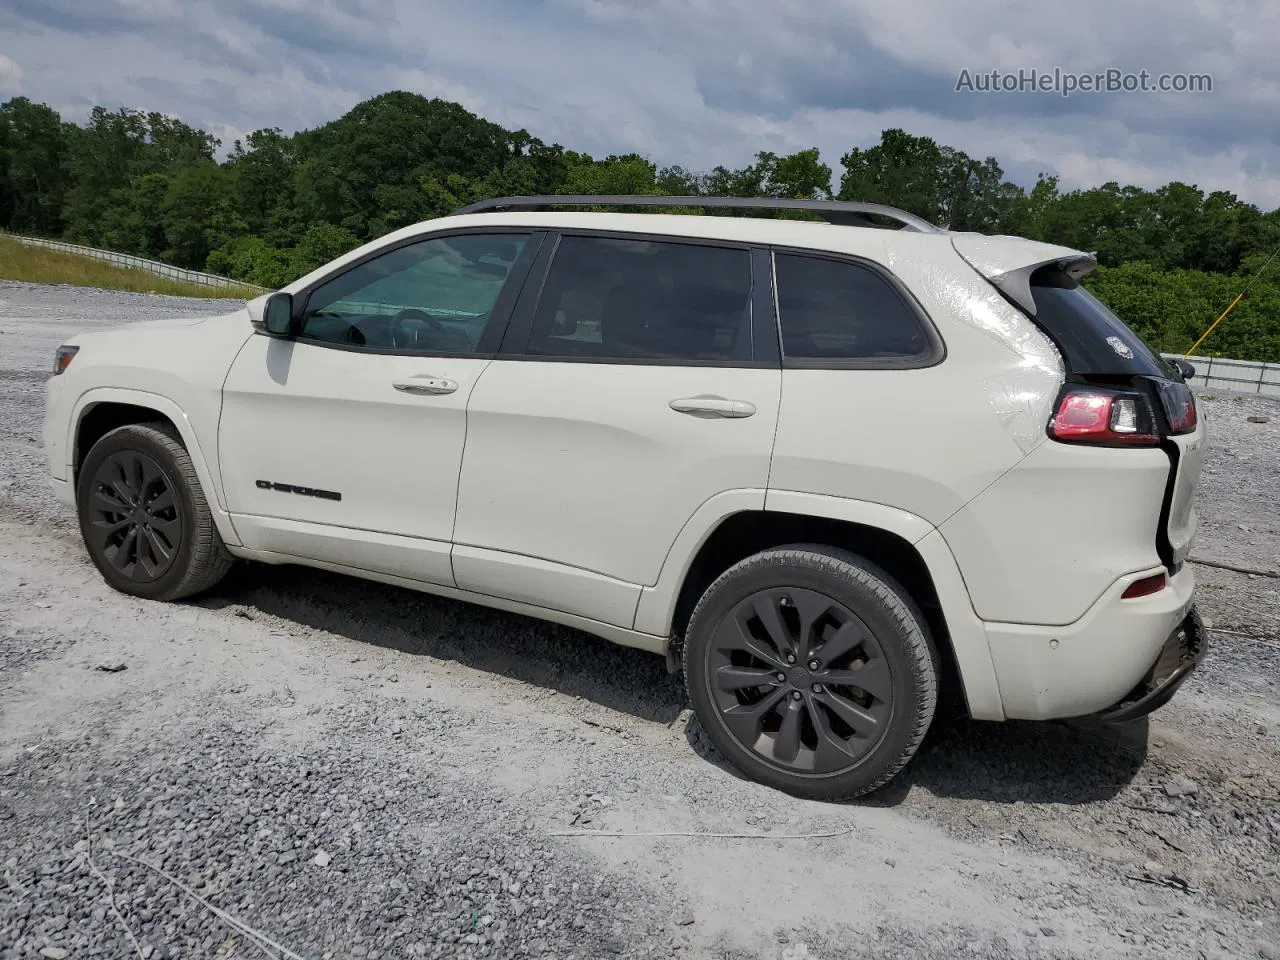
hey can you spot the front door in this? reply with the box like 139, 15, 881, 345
219, 230, 540, 586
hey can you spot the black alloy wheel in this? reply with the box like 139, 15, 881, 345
708, 586, 893, 774
85, 450, 184, 583
684, 546, 938, 800
76, 422, 234, 601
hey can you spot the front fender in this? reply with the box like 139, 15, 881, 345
66, 387, 242, 547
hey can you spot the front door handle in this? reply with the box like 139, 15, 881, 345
669, 396, 756, 419
393, 377, 458, 396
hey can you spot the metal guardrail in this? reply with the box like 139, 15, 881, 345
1164, 354, 1280, 397
6, 234, 266, 293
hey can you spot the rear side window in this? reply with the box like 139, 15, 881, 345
774, 253, 935, 364
1030, 269, 1175, 377
525, 236, 753, 363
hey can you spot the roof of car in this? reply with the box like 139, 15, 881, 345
279, 200, 1092, 304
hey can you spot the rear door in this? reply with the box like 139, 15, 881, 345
451, 233, 780, 627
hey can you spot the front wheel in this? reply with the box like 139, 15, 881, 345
76, 422, 233, 601
683, 545, 938, 800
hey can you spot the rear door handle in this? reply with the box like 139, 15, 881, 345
669, 396, 756, 418
393, 377, 458, 396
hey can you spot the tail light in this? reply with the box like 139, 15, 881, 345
1156, 380, 1197, 435
1049, 387, 1160, 447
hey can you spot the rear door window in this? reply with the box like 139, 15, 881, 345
1030, 269, 1176, 377
524, 235, 753, 363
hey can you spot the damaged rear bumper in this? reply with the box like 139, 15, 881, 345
984, 563, 1198, 720
1094, 608, 1208, 723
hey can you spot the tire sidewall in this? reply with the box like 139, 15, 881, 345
685, 550, 933, 799
76, 426, 201, 600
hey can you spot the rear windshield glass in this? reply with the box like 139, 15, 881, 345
1030, 269, 1175, 377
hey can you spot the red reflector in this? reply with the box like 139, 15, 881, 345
1122, 573, 1167, 599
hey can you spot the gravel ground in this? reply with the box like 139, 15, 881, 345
1, 281, 1277, 960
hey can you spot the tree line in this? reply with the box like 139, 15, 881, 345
1, 91, 1277, 360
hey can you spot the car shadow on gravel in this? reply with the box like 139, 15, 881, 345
203, 562, 686, 725
202, 562, 1149, 803
874, 713, 1150, 805
683, 709, 1149, 805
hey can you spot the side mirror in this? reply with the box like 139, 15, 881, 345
258, 292, 295, 337
1175, 359, 1196, 380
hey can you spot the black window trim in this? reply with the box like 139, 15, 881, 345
496, 228, 780, 369
276, 227, 547, 360
768, 245, 947, 371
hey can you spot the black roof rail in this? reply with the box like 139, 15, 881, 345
451, 195, 943, 233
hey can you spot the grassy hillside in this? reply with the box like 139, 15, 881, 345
0, 234, 254, 298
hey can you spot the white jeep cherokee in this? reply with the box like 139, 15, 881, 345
44, 196, 1207, 799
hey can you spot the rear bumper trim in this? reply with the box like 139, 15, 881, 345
1093, 607, 1207, 723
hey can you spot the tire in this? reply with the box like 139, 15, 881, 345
76, 422, 234, 601
683, 545, 938, 800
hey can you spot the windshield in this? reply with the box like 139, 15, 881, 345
1030, 268, 1177, 378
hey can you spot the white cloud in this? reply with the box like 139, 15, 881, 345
0, 0, 1276, 207
0, 53, 22, 96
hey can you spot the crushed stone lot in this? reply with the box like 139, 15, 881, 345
1, 280, 1277, 960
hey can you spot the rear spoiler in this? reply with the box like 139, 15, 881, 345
950, 233, 1097, 316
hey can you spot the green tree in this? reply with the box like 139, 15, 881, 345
999, 174, 1058, 240
162, 162, 234, 267
656, 165, 704, 196
3, 90, 1277, 361
288, 222, 360, 277
560, 153, 660, 195
1087, 261, 1280, 361
757, 149, 832, 199
206, 235, 294, 288
937, 149, 1008, 232
224, 128, 296, 237
838, 129, 944, 222
703, 149, 831, 217
93, 173, 169, 257
0, 97, 72, 235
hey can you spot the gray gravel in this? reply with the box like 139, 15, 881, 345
1, 282, 1278, 960
1192, 391, 1280, 644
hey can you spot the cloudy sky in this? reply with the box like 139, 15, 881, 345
1, 0, 1277, 207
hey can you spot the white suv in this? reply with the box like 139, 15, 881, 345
43, 196, 1207, 799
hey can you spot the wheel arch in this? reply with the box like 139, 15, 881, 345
70, 388, 242, 548
636, 490, 1004, 720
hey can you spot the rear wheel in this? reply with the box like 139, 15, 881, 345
77, 423, 233, 601
684, 545, 938, 800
